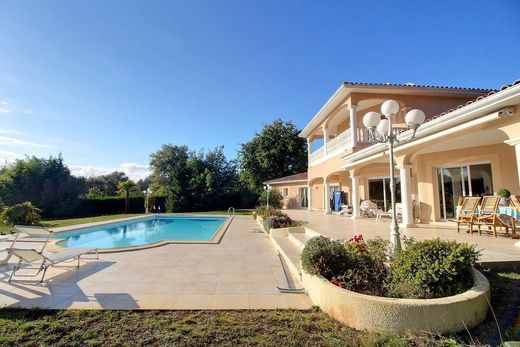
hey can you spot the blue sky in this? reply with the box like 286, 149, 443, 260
0, 0, 519, 179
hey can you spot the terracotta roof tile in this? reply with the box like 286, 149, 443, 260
264, 172, 308, 185
342, 81, 494, 92
421, 78, 520, 124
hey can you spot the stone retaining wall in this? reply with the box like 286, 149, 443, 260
302, 269, 490, 334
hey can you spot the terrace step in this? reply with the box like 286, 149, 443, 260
270, 233, 303, 283
304, 227, 321, 238
287, 232, 312, 251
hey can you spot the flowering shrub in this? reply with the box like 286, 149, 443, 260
263, 214, 303, 231
301, 235, 387, 296
339, 235, 388, 296
302, 234, 481, 299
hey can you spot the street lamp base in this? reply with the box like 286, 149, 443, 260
389, 223, 402, 255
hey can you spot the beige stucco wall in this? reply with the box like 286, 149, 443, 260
270, 182, 308, 209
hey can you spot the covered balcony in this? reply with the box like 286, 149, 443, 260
309, 127, 372, 166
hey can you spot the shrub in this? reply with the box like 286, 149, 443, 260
0, 202, 42, 225
301, 236, 350, 279
386, 238, 481, 299
498, 188, 511, 198
263, 214, 303, 231
254, 206, 284, 219
334, 236, 388, 296
258, 189, 283, 209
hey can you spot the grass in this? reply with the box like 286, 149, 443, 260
0, 210, 253, 235
0, 268, 518, 346
187, 209, 253, 215
464, 268, 520, 345
0, 214, 142, 235
0, 308, 461, 347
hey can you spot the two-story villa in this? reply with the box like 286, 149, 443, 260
267, 80, 520, 226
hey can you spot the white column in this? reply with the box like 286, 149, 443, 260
349, 105, 358, 148
307, 138, 312, 166
322, 126, 328, 155
505, 138, 520, 190
351, 176, 360, 219
307, 185, 312, 211
399, 165, 415, 227
324, 180, 330, 214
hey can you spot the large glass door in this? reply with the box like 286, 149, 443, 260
299, 187, 308, 208
437, 163, 493, 220
368, 178, 401, 211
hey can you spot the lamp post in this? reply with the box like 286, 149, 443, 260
362, 100, 425, 254
143, 188, 152, 214
264, 184, 270, 209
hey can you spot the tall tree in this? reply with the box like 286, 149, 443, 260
85, 171, 128, 196
238, 119, 307, 192
148, 145, 241, 212
149, 145, 191, 212
0, 155, 87, 217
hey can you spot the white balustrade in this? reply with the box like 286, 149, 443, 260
309, 129, 352, 166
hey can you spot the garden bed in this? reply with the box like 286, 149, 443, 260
302, 269, 490, 334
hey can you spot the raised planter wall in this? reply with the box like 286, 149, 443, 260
302, 269, 490, 334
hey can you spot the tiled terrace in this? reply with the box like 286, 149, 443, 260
2, 210, 517, 310
286, 209, 520, 263
0, 216, 312, 310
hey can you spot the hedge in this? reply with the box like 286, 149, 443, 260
71, 196, 167, 218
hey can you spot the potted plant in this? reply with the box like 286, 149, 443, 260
498, 188, 511, 206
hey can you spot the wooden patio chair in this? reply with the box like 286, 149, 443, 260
456, 197, 480, 233
474, 196, 509, 238
509, 195, 520, 208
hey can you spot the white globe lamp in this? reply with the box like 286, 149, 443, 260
381, 99, 400, 116
362, 111, 381, 129
405, 109, 426, 129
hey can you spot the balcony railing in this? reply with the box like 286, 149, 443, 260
309, 127, 395, 166
309, 129, 352, 166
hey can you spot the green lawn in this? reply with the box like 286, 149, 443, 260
0, 308, 458, 347
0, 214, 143, 235
0, 268, 518, 346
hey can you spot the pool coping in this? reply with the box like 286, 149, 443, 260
48, 214, 234, 253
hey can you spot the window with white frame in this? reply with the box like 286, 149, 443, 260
283, 188, 289, 197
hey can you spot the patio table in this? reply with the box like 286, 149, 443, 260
456, 205, 519, 238
497, 206, 520, 238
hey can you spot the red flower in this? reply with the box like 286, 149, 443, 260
353, 235, 363, 243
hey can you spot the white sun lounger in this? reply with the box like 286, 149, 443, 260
8, 247, 98, 282
0, 225, 54, 265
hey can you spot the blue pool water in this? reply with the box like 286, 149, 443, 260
54, 216, 227, 249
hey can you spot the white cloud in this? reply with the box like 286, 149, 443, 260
0, 135, 51, 148
0, 128, 23, 135
70, 162, 150, 181
0, 101, 8, 105
0, 109, 10, 113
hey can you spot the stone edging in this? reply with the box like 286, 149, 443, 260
302, 269, 490, 334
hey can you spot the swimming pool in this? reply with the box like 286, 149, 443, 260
53, 216, 228, 249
